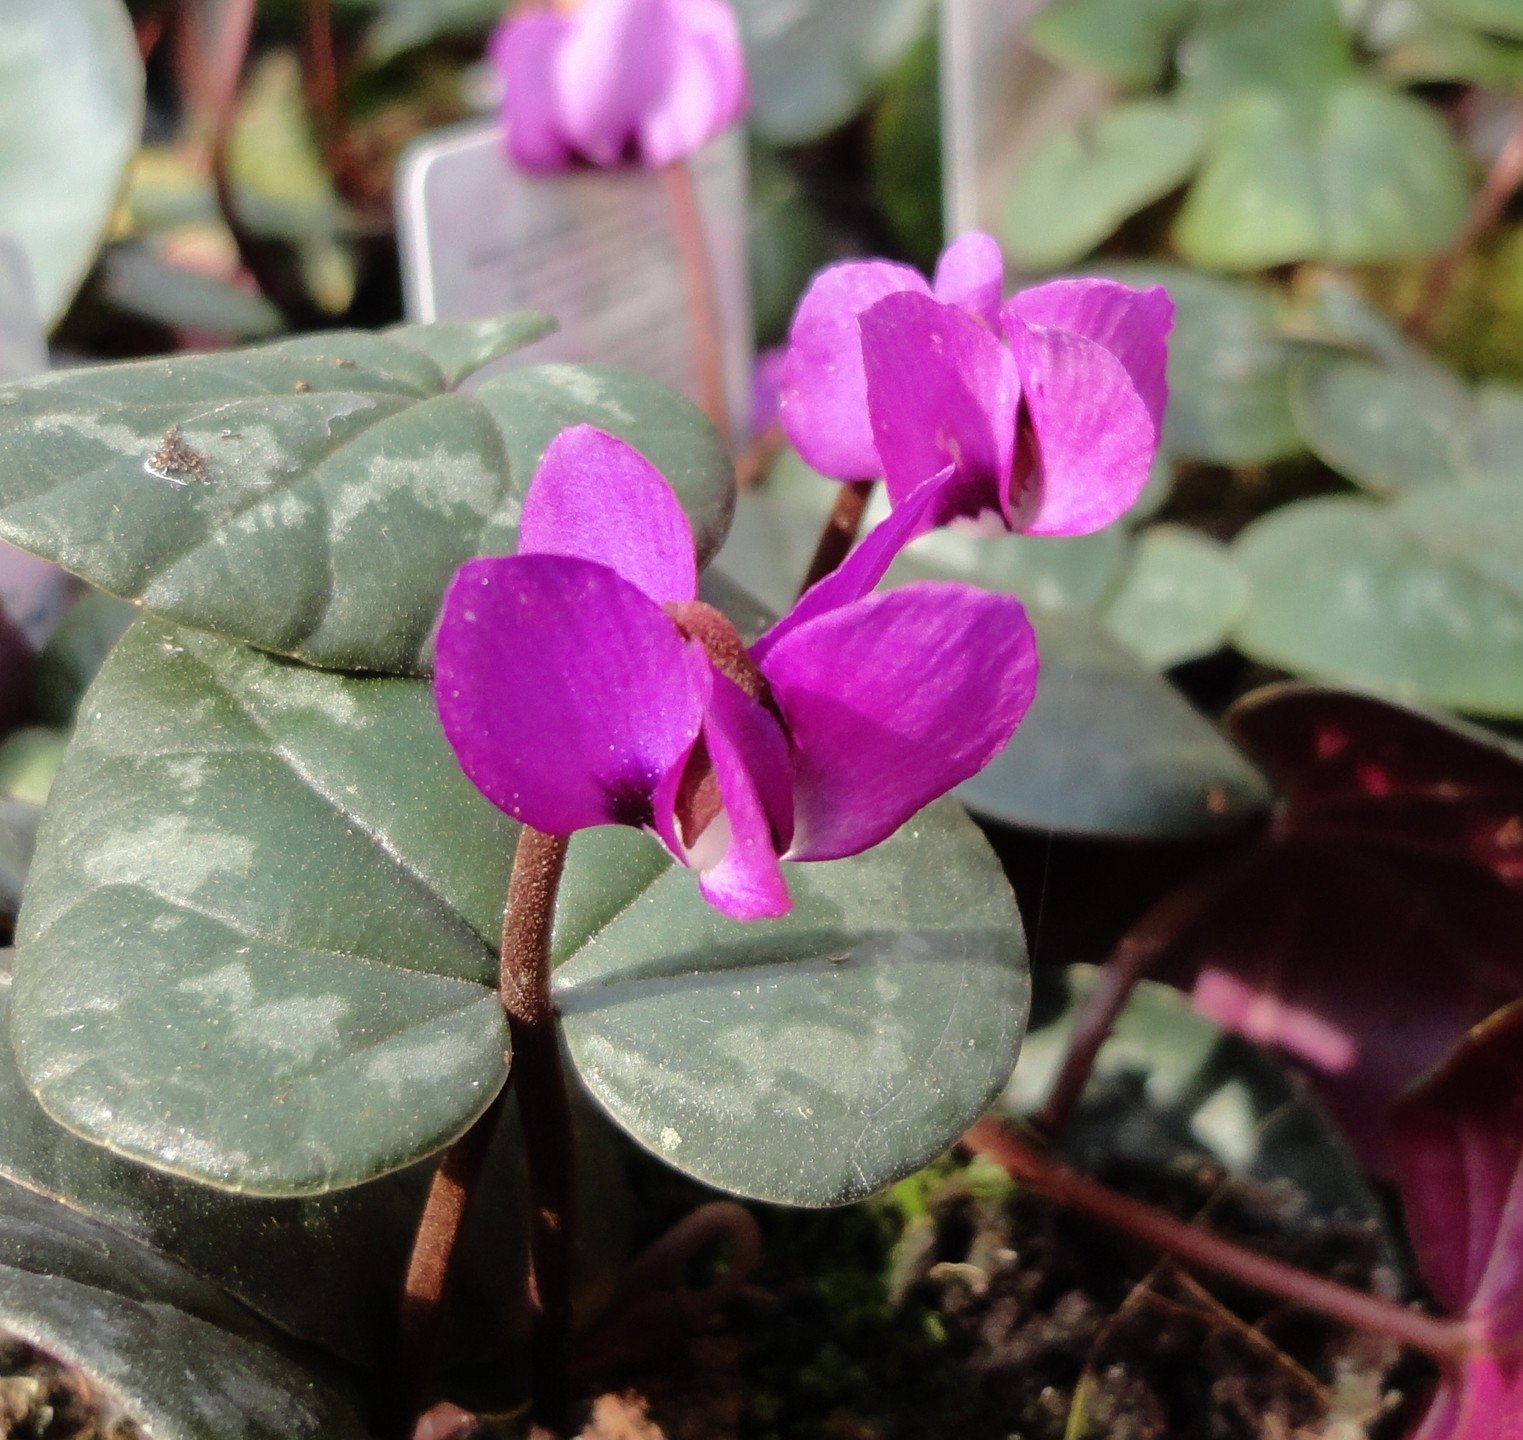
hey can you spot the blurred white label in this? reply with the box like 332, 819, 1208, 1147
940, 0, 1109, 254
397, 120, 753, 443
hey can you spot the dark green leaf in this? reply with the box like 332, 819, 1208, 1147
1098, 264, 1303, 465
1025, 0, 1195, 88
1419, 0, 1523, 40
31, 590, 136, 726
1233, 489, 1523, 717
730, 0, 935, 144
871, 32, 944, 272
749, 151, 837, 347
15, 617, 1027, 1206
0, 1256, 370, 1440
97, 246, 286, 342
0, 796, 39, 919
1002, 101, 1206, 272
0, 331, 733, 674
1099, 525, 1247, 668
555, 798, 1027, 1207
0, 0, 144, 324
955, 611, 1269, 838
1173, 0, 1353, 115
1003, 965, 1393, 1228
1174, 81, 1470, 271
0, 727, 66, 805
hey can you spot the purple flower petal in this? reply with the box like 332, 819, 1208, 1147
518, 425, 697, 605
859, 290, 1019, 514
932, 232, 1005, 329
554, 0, 673, 167
762, 582, 1039, 861
492, 10, 576, 173
435, 554, 704, 835
637, 0, 748, 167
692, 671, 793, 919
750, 465, 957, 664
779, 260, 931, 482
1001, 311, 1159, 536
1006, 278, 1173, 436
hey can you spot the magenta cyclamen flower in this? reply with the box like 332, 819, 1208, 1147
492, 0, 748, 173
779, 232, 1173, 537
434, 425, 1038, 921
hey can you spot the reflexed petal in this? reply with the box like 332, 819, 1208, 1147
492, 11, 576, 173
750, 466, 956, 663
555, 0, 673, 166
763, 582, 1039, 861
638, 0, 748, 166
779, 260, 930, 481
1002, 317, 1157, 535
1006, 278, 1173, 434
859, 291, 1019, 511
434, 554, 703, 834
932, 232, 1005, 329
518, 425, 697, 604
694, 671, 793, 919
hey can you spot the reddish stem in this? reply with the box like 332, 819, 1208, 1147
1408, 102, 1523, 343
500, 828, 576, 1436
798, 480, 875, 596
661, 161, 733, 452
1033, 864, 1240, 1138
396, 1090, 509, 1419
964, 1118, 1470, 1367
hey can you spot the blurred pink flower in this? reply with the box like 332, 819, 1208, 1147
492, 0, 748, 173
780, 232, 1172, 538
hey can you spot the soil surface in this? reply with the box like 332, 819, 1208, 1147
582, 1154, 1432, 1440
0, 1339, 143, 1440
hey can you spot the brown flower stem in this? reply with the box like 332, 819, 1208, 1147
396, 1089, 510, 1421
964, 1118, 1471, 1367
661, 161, 733, 452
1408, 101, 1523, 343
500, 827, 576, 1435
1032, 865, 1239, 1139
799, 480, 875, 596
395, 829, 573, 1435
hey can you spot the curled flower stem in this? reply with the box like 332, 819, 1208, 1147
1408, 101, 1523, 344
799, 480, 876, 595
662, 161, 733, 452
964, 1118, 1470, 1367
500, 827, 576, 1434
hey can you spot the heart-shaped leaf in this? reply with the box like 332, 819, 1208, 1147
1419, 0, 1523, 39
0, 0, 144, 324
1005, 964, 1390, 1226
1392, 1002, 1523, 1439
1099, 525, 1247, 669
954, 611, 1269, 838
15, 616, 1028, 1206
0, 963, 626, 1371
31, 589, 135, 726
1098, 264, 1303, 465
730, 0, 935, 144
1174, 81, 1470, 272
1002, 101, 1206, 272
1025, 0, 1196, 88
1172, 0, 1353, 115
0, 324, 734, 674
1233, 489, 1523, 717
0, 1201, 371, 1440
